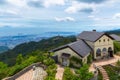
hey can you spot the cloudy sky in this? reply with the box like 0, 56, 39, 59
0, 0, 120, 36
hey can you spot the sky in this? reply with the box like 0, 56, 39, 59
0, 0, 120, 36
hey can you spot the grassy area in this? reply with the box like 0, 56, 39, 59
103, 65, 120, 80
98, 70, 103, 80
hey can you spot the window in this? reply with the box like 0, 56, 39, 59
102, 48, 107, 54
96, 49, 101, 57
103, 39, 105, 42
99, 40, 101, 42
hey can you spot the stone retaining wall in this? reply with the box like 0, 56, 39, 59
3, 62, 46, 80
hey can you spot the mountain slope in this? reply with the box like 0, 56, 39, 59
0, 46, 9, 53
0, 36, 76, 66
106, 29, 120, 34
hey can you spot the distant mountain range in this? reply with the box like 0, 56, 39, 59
0, 29, 120, 65
106, 29, 120, 34
42, 32, 76, 37
0, 31, 76, 50
0, 29, 119, 53
0, 34, 45, 49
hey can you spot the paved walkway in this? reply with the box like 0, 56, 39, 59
16, 69, 33, 80
89, 55, 120, 80
97, 66, 109, 80
55, 65, 64, 80
89, 55, 120, 72
16, 67, 46, 80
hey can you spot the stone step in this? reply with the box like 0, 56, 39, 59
97, 66, 109, 80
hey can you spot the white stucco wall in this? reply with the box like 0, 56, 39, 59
77, 35, 114, 60
94, 35, 114, 59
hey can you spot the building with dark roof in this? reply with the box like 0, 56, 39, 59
50, 30, 115, 66
110, 34, 120, 42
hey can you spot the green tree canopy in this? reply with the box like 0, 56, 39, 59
16, 54, 23, 64
76, 64, 93, 80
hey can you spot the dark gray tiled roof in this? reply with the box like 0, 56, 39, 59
51, 40, 92, 57
83, 40, 94, 50
110, 34, 120, 41
77, 31, 104, 42
68, 40, 91, 57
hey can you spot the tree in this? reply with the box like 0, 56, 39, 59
87, 54, 93, 64
76, 64, 93, 80
16, 54, 23, 64
0, 62, 8, 79
114, 41, 120, 53
117, 60, 120, 66
43, 58, 55, 66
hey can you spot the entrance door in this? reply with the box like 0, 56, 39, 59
109, 51, 113, 57
108, 47, 113, 57
52, 55, 58, 63
62, 58, 68, 66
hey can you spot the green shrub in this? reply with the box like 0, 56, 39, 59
16, 54, 23, 65
103, 65, 120, 80
43, 58, 55, 66
76, 64, 93, 80
45, 64, 57, 80
8, 56, 38, 76
45, 76, 56, 80
69, 56, 83, 68
0, 62, 8, 80
114, 41, 120, 53
63, 67, 78, 80
117, 60, 120, 66
87, 54, 92, 64
98, 70, 103, 80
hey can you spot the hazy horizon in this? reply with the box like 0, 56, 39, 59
0, 0, 120, 36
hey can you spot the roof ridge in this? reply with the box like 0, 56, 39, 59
82, 39, 93, 51
77, 31, 105, 42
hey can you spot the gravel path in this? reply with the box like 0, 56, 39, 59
55, 65, 64, 80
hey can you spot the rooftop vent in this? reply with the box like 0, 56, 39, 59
93, 29, 96, 32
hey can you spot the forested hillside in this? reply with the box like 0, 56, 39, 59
0, 36, 76, 66
0, 32, 120, 80
106, 29, 120, 34
0, 46, 9, 53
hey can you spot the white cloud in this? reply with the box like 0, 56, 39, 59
55, 17, 75, 22
88, 15, 101, 21
27, 0, 66, 8
7, 0, 27, 7
65, 1, 96, 14
0, 9, 19, 17
43, 0, 65, 8
113, 13, 120, 19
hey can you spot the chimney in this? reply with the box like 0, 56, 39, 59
93, 29, 96, 32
